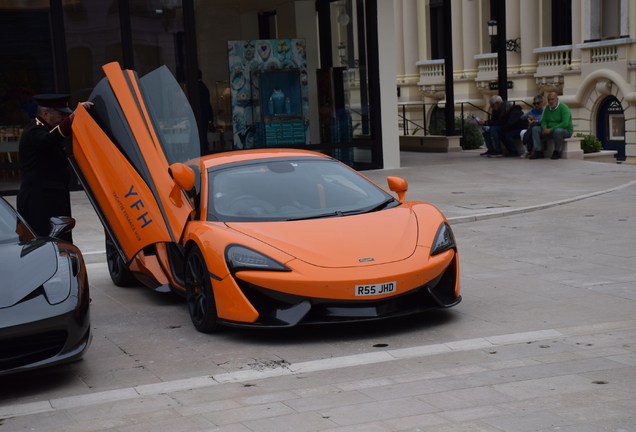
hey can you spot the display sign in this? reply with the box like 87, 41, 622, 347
489, 81, 514, 90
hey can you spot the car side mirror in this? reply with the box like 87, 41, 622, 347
169, 163, 196, 191
49, 216, 76, 239
387, 176, 408, 202
168, 163, 197, 207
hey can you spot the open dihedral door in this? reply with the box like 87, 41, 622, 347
71, 62, 198, 264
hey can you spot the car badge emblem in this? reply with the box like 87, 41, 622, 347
359, 258, 375, 262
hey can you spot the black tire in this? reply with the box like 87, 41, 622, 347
185, 246, 220, 333
105, 233, 138, 287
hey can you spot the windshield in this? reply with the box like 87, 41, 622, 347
0, 199, 35, 243
207, 157, 398, 222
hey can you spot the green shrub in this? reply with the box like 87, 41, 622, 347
574, 133, 603, 153
427, 116, 484, 150
455, 116, 484, 150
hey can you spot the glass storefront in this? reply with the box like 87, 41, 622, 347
0, 0, 384, 196
0, 2, 55, 194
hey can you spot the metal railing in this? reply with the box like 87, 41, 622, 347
398, 102, 439, 136
398, 99, 533, 145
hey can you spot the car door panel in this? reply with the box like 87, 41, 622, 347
71, 106, 172, 263
71, 62, 197, 263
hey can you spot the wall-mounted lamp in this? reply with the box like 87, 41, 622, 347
487, 20, 520, 53
487, 19, 498, 37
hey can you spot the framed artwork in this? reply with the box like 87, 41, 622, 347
608, 114, 625, 140
227, 39, 309, 148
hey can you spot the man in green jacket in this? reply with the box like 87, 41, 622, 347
529, 92, 573, 160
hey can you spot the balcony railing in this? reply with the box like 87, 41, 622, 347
537, 48, 572, 68
533, 45, 573, 72
590, 45, 619, 63
576, 37, 634, 65
416, 59, 445, 77
477, 57, 499, 73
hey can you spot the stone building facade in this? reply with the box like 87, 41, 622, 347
396, 0, 635, 164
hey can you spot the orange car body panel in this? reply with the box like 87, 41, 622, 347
72, 106, 172, 262
100, 62, 193, 242
72, 62, 195, 262
225, 208, 419, 267
128, 250, 170, 287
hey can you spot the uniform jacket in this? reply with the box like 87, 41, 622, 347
17, 115, 73, 239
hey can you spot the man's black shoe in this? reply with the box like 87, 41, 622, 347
480, 150, 494, 156
504, 152, 519, 157
488, 152, 504, 158
529, 151, 544, 159
551, 150, 561, 160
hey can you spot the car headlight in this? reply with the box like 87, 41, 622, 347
43, 254, 72, 304
431, 222, 456, 256
225, 245, 291, 273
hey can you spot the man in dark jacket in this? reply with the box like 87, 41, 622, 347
477, 95, 504, 157
17, 94, 92, 241
478, 96, 528, 157
500, 103, 529, 157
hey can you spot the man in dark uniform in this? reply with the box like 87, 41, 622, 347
17, 94, 92, 242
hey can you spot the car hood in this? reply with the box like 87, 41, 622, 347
0, 241, 57, 308
226, 207, 419, 268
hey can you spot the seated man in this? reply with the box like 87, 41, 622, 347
477, 95, 505, 157
501, 102, 529, 157
529, 92, 573, 160
519, 94, 545, 158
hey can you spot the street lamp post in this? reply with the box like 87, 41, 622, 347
495, 1, 507, 100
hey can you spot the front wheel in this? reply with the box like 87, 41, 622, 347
105, 233, 138, 287
185, 246, 220, 333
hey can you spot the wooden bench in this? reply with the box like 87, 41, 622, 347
512, 136, 583, 160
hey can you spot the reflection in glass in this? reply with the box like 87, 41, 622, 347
140, 66, 200, 163
329, 0, 372, 140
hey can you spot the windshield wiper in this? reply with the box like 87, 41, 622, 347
286, 198, 399, 221
287, 211, 345, 221
366, 197, 399, 213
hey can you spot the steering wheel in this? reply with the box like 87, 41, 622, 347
229, 195, 275, 215
229, 195, 258, 206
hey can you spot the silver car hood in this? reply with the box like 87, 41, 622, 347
0, 241, 57, 308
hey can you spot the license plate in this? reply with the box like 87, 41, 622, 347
355, 281, 396, 296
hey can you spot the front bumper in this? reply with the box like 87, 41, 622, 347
219, 255, 460, 328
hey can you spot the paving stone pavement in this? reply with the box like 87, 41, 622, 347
1, 150, 636, 431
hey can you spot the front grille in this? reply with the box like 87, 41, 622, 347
235, 279, 441, 326
0, 330, 68, 372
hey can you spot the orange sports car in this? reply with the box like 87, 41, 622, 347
70, 63, 460, 332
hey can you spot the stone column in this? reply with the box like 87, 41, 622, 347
377, 0, 400, 168
462, 0, 480, 78
394, 0, 406, 78
519, 0, 540, 73
506, 0, 521, 74
416, 0, 429, 61
451, 0, 464, 77
571, 0, 582, 70
402, 0, 419, 78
